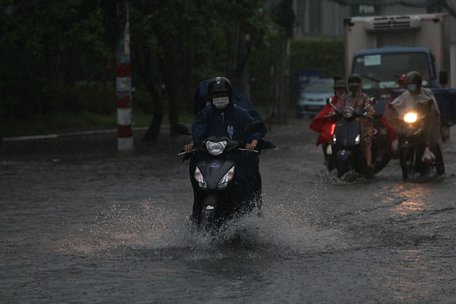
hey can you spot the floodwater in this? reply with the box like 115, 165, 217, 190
1, 119, 456, 303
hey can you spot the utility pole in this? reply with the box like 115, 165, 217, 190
116, 2, 133, 151
271, 0, 294, 124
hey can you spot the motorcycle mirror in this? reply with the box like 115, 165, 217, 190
369, 97, 377, 105
174, 123, 191, 135
326, 98, 337, 111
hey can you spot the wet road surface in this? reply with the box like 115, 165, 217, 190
1, 119, 456, 303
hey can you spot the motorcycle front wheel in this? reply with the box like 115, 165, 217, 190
199, 208, 217, 234
336, 161, 348, 179
400, 146, 415, 181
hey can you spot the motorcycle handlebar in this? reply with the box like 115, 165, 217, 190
178, 146, 258, 156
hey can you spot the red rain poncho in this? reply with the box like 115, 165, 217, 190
308, 96, 339, 145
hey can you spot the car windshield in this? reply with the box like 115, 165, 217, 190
352, 52, 431, 89
303, 80, 333, 93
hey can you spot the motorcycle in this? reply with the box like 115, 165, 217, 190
325, 99, 376, 179
391, 103, 445, 180
177, 124, 272, 233
371, 99, 393, 173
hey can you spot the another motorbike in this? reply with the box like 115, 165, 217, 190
371, 99, 393, 173
392, 103, 445, 180
177, 124, 271, 233
326, 99, 376, 179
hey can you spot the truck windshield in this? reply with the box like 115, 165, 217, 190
352, 52, 430, 89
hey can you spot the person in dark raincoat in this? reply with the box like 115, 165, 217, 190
192, 77, 264, 122
184, 77, 266, 219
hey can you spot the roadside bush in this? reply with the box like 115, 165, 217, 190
248, 38, 344, 113
74, 83, 116, 115
290, 39, 345, 100
2, 81, 117, 119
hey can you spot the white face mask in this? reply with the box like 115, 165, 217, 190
407, 83, 417, 93
213, 97, 229, 109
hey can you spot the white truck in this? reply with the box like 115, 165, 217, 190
344, 13, 456, 125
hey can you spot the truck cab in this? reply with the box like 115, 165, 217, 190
345, 13, 456, 127
344, 13, 451, 86
351, 47, 437, 89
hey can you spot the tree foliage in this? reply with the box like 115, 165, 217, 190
290, 39, 345, 101
0, 0, 274, 139
0, 1, 345, 138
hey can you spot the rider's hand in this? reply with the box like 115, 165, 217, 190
245, 139, 258, 151
183, 143, 193, 153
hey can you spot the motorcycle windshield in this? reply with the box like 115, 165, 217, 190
197, 159, 235, 190
334, 120, 361, 147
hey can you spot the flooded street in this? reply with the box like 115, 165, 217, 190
1, 118, 456, 303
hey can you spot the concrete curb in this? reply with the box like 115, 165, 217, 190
3, 126, 152, 142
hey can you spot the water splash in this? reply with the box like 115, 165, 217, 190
54, 169, 352, 259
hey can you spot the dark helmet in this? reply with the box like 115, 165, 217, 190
334, 79, 346, 89
348, 73, 362, 84
405, 71, 422, 90
208, 76, 232, 99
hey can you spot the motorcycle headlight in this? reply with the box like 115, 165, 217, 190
355, 134, 360, 144
403, 112, 418, 123
194, 167, 207, 188
342, 106, 354, 119
206, 140, 227, 156
217, 166, 235, 189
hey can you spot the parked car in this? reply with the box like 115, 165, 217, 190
296, 78, 334, 118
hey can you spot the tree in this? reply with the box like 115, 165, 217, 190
0, 0, 276, 140
131, 0, 273, 141
270, 0, 295, 123
1, 0, 112, 116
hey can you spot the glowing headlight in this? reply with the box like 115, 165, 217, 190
403, 112, 418, 123
194, 167, 207, 188
355, 134, 360, 144
342, 106, 354, 119
206, 140, 227, 156
217, 166, 235, 189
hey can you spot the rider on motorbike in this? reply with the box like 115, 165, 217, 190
193, 77, 264, 123
184, 77, 266, 220
384, 71, 445, 175
336, 74, 375, 173
309, 79, 347, 170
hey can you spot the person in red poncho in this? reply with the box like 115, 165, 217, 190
309, 79, 347, 170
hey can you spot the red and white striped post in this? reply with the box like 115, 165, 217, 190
116, 2, 133, 151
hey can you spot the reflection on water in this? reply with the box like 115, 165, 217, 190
372, 184, 444, 302
375, 248, 439, 303
389, 184, 431, 217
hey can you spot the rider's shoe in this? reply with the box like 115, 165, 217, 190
365, 165, 375, 178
